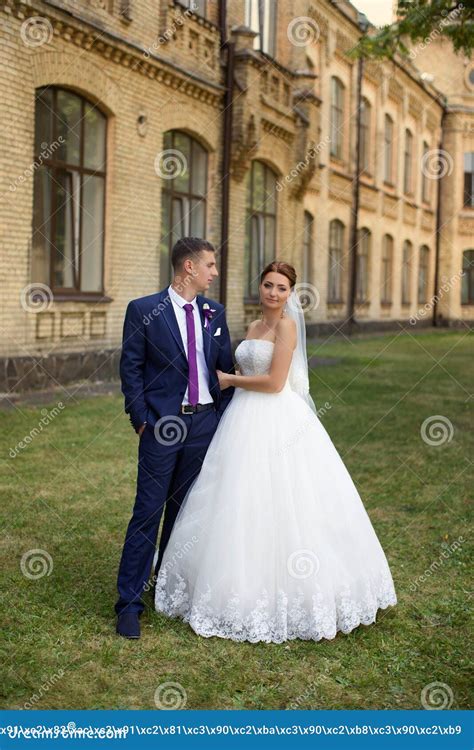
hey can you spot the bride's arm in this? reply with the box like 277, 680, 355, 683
217, 318, 296, 394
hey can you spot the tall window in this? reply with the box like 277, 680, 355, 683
244, 160, 277, 298
245, 0, 277, 57
327, 219, 344, 303
461, 249, 474, 304
356, 227, 371, 303
418, 245, 430, 304
384, 114, 394, 184
402, 240, 413, 304
381, 234, 393, 304
159, 131, 208, 286
463, 152, 474, 207
330, 77, 344, 160
32, 87, 107, 295
302, 211, 314, 283
404, 128, 413, 194
360, 97, 371, 173
422, 141, 430, 203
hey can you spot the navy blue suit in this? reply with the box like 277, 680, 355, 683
115, 287, 235, 616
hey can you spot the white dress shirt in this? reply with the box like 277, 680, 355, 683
167, 284, 213, 406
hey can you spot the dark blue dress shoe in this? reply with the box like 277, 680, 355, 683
116, 612, 140, 639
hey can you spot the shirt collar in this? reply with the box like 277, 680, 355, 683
168, 284, 197, 309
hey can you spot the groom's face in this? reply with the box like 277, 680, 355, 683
190, 250, 219, 293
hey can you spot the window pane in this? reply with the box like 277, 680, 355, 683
190, 198, 205, 237
83, 103, 106, 171
53, 169, 80, 288
252, 161, 265, 209
159, 191, 171, 287
32, 166, 52, 285
190, 141, 207, 196
264, 166, 276, 213
81, 175, 104, 292
34, 89, 53, 153
172, 132, 191, 192
264, 215, 275, 265
56, 90, 82, 166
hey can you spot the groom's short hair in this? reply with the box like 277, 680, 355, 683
171, 237, 216, 271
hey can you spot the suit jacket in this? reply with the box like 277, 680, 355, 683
119, 288, 235, 433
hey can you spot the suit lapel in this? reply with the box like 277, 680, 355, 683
197, 295, 212, 365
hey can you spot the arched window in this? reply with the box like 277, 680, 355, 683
32, 86, 107, 295
356, 227, 371, 303
402, 240, 413, 304
360, 97, 371, 173
327, 219, 344, 303
461, 249, 474, 304
159, 130, 208, 286
244, 160, 277, 299
303, 211, 314, 284
384, 114, 394, 184
404, 128, 413, 194
381, 234, 393, 304
418, 245, 430, 304
330, 77, 345, 160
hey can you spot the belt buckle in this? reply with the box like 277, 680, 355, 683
181, 404, 195, 414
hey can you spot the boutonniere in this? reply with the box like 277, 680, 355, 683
202, 303, 216, 329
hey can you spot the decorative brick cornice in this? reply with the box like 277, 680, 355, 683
2, 0, 223, 105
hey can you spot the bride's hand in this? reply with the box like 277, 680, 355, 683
217, 369, 233, 390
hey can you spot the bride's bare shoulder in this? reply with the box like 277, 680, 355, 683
246, 319, 261, 335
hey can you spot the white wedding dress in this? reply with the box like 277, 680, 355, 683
154, 338, 397, 643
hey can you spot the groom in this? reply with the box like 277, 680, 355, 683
115, 237, 235, 638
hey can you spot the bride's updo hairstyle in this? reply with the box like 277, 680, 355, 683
260, 261, 297, 288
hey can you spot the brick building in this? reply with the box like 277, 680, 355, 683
1, 0, 473, 392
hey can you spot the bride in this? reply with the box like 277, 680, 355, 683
154, 261, 397, 643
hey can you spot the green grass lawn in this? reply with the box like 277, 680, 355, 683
1, 329, 472, 710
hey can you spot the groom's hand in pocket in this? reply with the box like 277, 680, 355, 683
138, 423, 146, 437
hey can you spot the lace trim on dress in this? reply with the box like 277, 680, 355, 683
155, 567, 397, 644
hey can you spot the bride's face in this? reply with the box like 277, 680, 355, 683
259, 272, 291, 312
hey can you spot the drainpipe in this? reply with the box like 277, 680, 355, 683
432, 107, 446, 327
219, 0, 234, 307
347, 12, 369, 332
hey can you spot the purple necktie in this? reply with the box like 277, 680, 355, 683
183, 303, 199, 405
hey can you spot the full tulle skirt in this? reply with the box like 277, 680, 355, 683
154, 385, 397, 643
